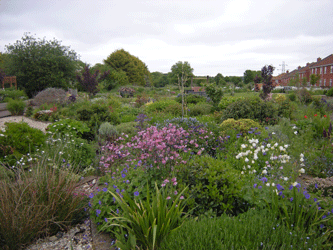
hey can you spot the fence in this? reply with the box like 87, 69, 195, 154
2, 76, 17, 89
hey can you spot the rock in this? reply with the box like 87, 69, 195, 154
49, 236, 58, 242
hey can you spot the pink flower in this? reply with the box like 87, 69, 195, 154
161, 183, 166, 187
164, 179, 169, 183
197, 150, 202, 155
171, 177, 177, 182
174, 190, 178, 195
166, 196, 171, 200
173, 182, 177, 186
180, 196, 184, 200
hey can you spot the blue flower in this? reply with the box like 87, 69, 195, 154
104, 218, 108, 222
290, 197, 294, 202
289, 185, 293, 190
103, 188, 107, 192
258, 186, 262, 190
99, 200, 102, 205
134, 191, 139, 196
248, 131, 253, 134
261, 177, 268, 183
305, 194, 310, 199
278, 191, 283, 196
253, 184, 257, 188
315, 183, 318, 189
320, 224, 324, 228
96, 209, 101, 217
121, 173, 126, 178
116, 209, 119, 214
322, 215, 327, 219
89, 193, 94, 199
113, 185, 117, 189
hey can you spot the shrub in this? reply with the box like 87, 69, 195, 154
326, 88, 333, 97
0, 122, 46, 165
6, 98, 26, 116
175, 156, 246, 217
274, 93, 287, 104
276, 100, 294, 119
288, 92, 297, 102
0, 89, 27, 103
221, 96, 278, 125
175, 94, 206, 105
163, 102, 182, 116
98, 122, 119, 141
144, 99, 180, 114
46, 119, 90, 139
115, 122, 137, 137
32, 88, 67, 106
297, 88, 313, 104
76, 101, 120, 131
218, 96, 244, 110
188, 103, 213, 116
0, 163, 86, 250
220, 118, 262, 135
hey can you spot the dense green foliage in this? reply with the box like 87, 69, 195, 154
104, 49, 150, 86
221, 96, 278, 125
4, 33, 78, 97
168, 61, 194, 87
6, 98, 26, 115
220, 118, 262, 135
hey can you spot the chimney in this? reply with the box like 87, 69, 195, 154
286, 70, 289, 73
317, 57, 321, 62
298, 66, 301, 70
306, 63, 309, 66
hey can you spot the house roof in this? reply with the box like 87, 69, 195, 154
310, 54, 333, 68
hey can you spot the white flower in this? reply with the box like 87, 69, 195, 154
245, 158, 249, 162
266, 183, 270, 186
300, 158, 304, 162
294, 131, 298, 135
271, 183, 275, 186
292, 182, 298, 186
283, 177, 288, 181
252, 169, 256, 173
292, 126, 297, 129
267, 144, 271, 148
284, 144, 289, 148
274, 143, 278, 147
241, 144, 247, 149
247, 165, 251, 169
279, 146, 284, 151
241, 171, 244, 174
253, 154, 258, 160
300, 153, 304, 158
299, 168, 305, 174
262, 169, 268, 174
272, 132, 276, 135
0, 134, 4, 137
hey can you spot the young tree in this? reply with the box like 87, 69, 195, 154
205, 83, 223, 108
310, 74, 321, 87
169, 61, 194, 89
5, 33, 78, 97
76, 65, 109, 96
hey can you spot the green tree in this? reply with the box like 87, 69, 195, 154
5, 33, 78, 97
214, 73, 225, 85
104, 49, 150, 86
92, 63, 129, 90
310, 74, 321, 86
151, 72, 168, 87
243, 70, 254, 84
205, 83, 223, 108
169, 61, 194, 89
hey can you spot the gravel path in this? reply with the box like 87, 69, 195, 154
0, 116, 51, 133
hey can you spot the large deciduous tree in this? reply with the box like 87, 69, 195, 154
104, 49, 150, 86
5, 33, 78, 97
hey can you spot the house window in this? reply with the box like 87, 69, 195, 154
330, 79, 332, 87
331, 66, 333, 73
324, 67, 327, 74
324, 79, 326, 86
320, 67, 323, 74
320, 79, 322, 86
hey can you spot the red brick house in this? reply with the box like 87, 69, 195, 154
275, 54, 333, 88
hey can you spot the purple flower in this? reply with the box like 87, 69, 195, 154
89, 193, 94, 199
103, 188, 107, 192
121, 173, 126, 178
96, 209, 101, 216
261, 177, 268, 183
134, 191, 139, 196
258, 186, 262, 190
88, 201, 92, 207
113, 185, 117, 189
318, 207, 322, 210
99, 200, 102, 205
315, 183, 318, 189
305, 194, 310, 199
116, 209, 119, 214
322, 215, 327, 219
276, 184, 284, 191
104, 218, 108, 222
278, 191, 283, 196
105, 182, 108, 186
248, 131, 253, 134
290, 197, 294, 202
253, 184, 257, 188
320, 224, 324, 229
289, 185, 293, 190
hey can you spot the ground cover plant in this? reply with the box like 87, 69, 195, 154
1, 84, 333, 249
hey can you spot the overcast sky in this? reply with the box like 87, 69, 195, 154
1, 0, 332, 76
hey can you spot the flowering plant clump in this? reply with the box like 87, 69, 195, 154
295, 113, 331, 138
250, 180, 333, 235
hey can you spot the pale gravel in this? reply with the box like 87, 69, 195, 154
0, 116, 51, 133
